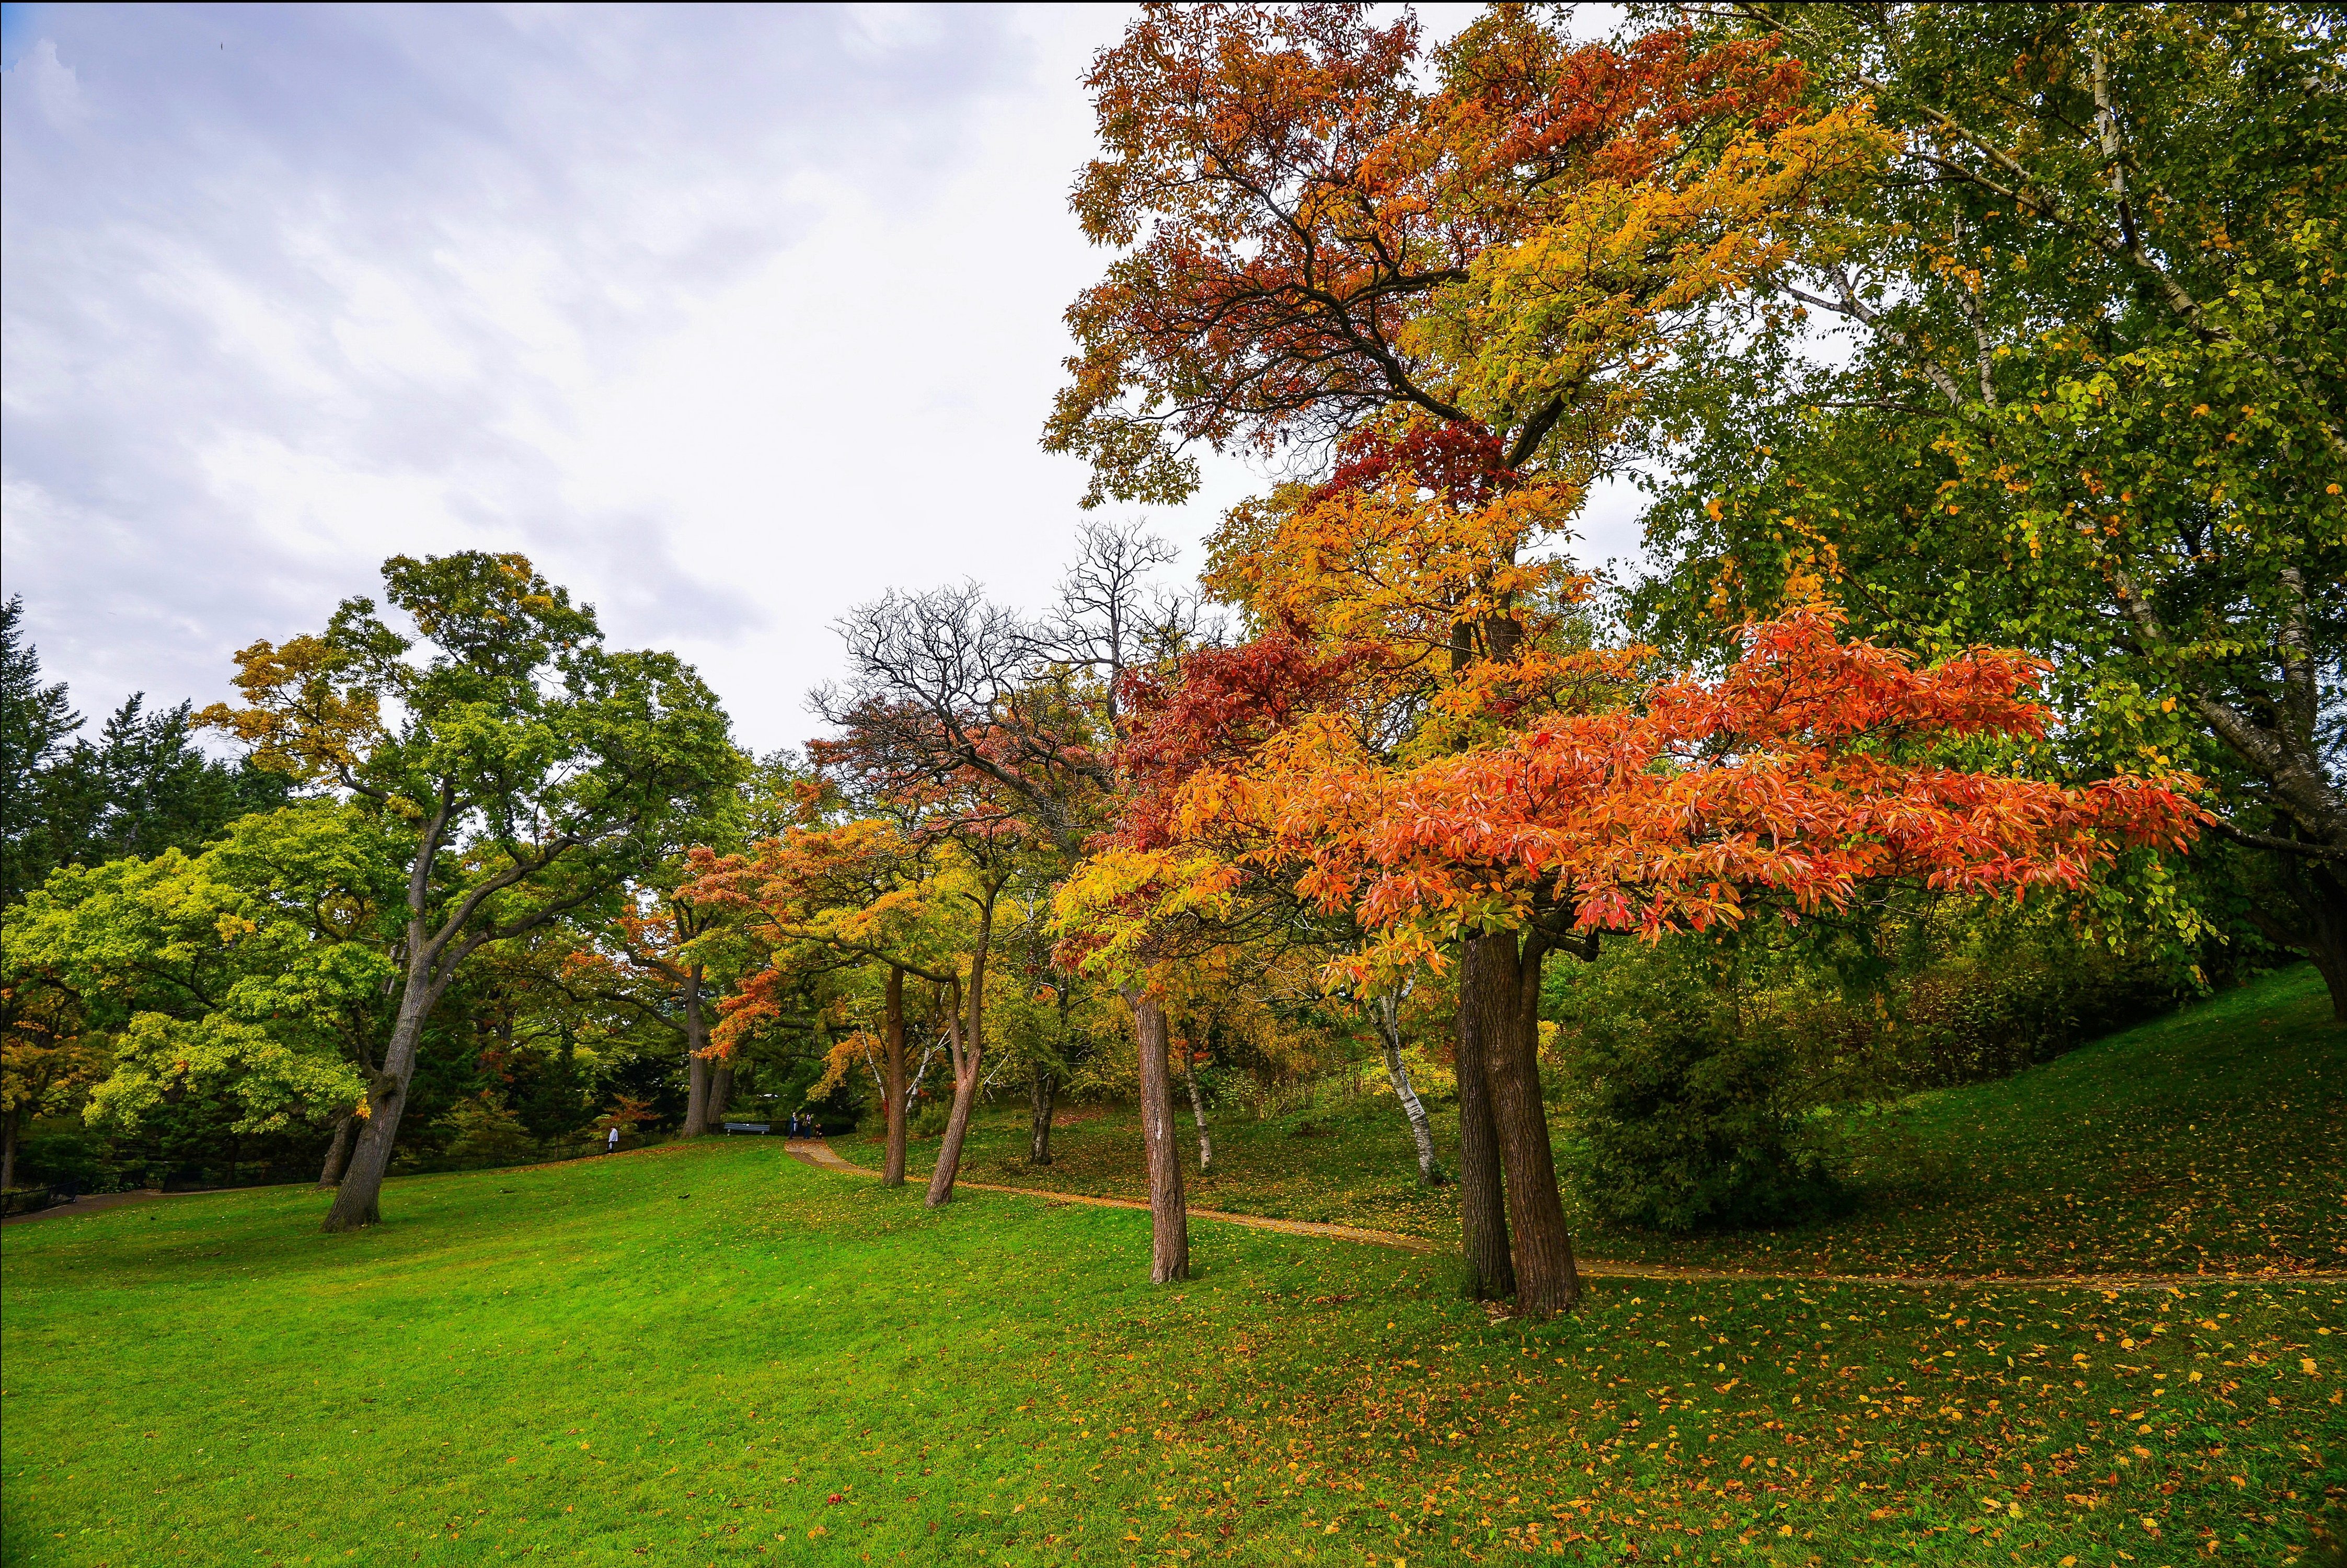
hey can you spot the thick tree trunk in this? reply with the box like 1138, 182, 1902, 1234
1180, 1043, 1213, 1174
323, 975, 435, 1233
680, 967, 710, 1138
708, 1064, 733, 1131
1476, 930, 1580, 1319
315, 1113, 355, 1189
1130, 991, 1190, 1283
1028, 1067, 1057, 1166
1452, 941, 1514, 1299
1376, 993, 1446, 1186
882, 966, 908, 1187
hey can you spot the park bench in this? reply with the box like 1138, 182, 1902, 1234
720, 1122, 772, 1136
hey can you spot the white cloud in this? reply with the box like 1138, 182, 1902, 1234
1, 3, 1648, 754
19, 37, 86, 130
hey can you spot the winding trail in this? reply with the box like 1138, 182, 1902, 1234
783, 1139, 2347, 1295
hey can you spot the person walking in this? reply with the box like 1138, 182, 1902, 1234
606, 1125, 620, 1155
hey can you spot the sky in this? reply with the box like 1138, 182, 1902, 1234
1, 2, 1646, 755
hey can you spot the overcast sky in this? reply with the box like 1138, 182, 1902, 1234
1, 2, 1643, 755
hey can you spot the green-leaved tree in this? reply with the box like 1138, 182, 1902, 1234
5, 804, 405, 1166
200, 552, 742, 1231
1635, 2, 2346, 1009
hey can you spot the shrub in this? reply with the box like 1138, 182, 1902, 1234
14, 1126, 102, 1190
1794, 946, 2190, 1097
433, 1093, 540, 1169
1563, 996, 1843, 1233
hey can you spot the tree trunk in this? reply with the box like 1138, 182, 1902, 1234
1376, 992, 1446, 1185
1475, 929, 1580, 1319
708, 1064, 733, 1131
2280, 855, 2347, 1021
1453, 940, 1514, 1299
882, 966, 908, 1187
925, 1051, 980, 1207
2, 1108, 17, 1191
925, 883, 999, 1208
1028, 1066, 1057, 1166
1180, 1042, 1213, 1174
1130, 991, 1190, 1283
680, 966, 710, 1138
323, 971, 435, 1233
315, 1113, 355, 1189
924, 1001, 979, 1207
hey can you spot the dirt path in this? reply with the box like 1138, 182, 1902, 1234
1, 1190, 191, 1228
783, 1139, 2347, 1294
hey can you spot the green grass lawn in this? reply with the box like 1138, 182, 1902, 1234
5, 1124, 2343, 1565
937, 965, 2347, 1279
5, 967, 2343, 1567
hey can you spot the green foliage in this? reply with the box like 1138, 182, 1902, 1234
427, 1092, 542, 1170
1633, 2, 2346, 993
1558, 982, 1844, 1234
5, 803, 406, 1137
505, 1028, 595, 1145
0, 598, 79, 907
0, 600, 288, 908
10, 1124, 100, 1190
1796, 944, 2190, 1094
38, 696, 292, 869
205, 552, 746, 973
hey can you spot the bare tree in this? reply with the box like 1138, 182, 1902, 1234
811, 526, 1211, 1276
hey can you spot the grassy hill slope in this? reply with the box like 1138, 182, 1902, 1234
0, 962, 2338, 1559
939, 964, 2347, 1278
5, 1105, 2342, 1563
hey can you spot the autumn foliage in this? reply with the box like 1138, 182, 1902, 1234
1047, 5, 1885, 503
1172, 608, 2201, 965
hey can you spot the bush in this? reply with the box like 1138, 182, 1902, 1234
1796, 947, 2189, 1097
1564, 997, 1843, 1233
14, 1127, 102, 1190
432, 1094, 540, 1170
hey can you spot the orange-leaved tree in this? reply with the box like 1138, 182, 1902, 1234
807, 528, 1204, 1253
1089, 604, 2204, 1317
682, 818, 962, 1192
0, 971, 104, 1192
1048, 2, 1888, 1287
806, 704, 1032, 1209
556, 887, 737, 1137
